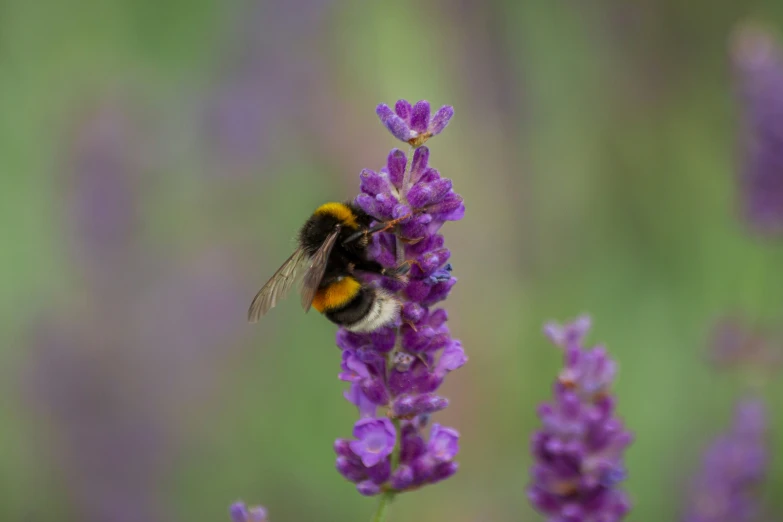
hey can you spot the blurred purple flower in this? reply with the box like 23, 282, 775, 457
707, 316, 783, 375
528, 316, 633, 522
203, 0, 332, 176
64, 100, 140, 276
28, 99, 246, 522
230, 502, 269, 522
28, 320, 168, 522
376, 100, 455, 146
334, 101, 465, 498
28, 253, 245, 522
731, 24, 783, 235
682, 400, 768, 522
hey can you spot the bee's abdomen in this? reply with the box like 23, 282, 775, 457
325, 287, 399, 333
312, 277, 362, 313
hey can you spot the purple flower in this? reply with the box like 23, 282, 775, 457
350, 418, 397, 467
26, 96, 248, 522
344, 382, 378, 419
356, 480, 383, 497
334, 101, 465, 498
376, 100, 455, 146
230, 502, 268, 522
707, 316, 783, 375
203, 0, 332, 178
528, 316, 633, 522
339, 351, 372, 382
731, 24, 783, 235
428, 424, 460, 462
436, 341, 468, 377
682, 400, 767, 522
64, 99, 141, 287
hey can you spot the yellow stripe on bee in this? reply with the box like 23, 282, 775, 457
312, 276, 361, 313
314, 202, 359, 229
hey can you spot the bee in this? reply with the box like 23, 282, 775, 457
248, 201, 410, 332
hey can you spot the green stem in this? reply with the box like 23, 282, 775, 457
370, 491, 395, 522
390, 418, 402, 468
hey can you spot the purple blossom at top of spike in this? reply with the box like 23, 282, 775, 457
528, 316, 633, 522
334, 102, 465, 497
731, 24, 783, 235
230, 502, 268, 522
376, 100, 454, 146
682, 399, 767, 522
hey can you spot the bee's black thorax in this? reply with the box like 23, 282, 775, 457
299, 202, 373, 255
299, 212, 340, 256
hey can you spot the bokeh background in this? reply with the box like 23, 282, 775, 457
2, 1, 783, 521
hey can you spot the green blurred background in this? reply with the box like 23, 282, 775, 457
1, 1, 782, 521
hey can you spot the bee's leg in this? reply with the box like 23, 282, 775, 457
380, 266, 409, 284
381, 259, 421, 285
350, 257, 386, 275
342, 213, 415, 245
368, 213, 413, 235
384, 259, 418, 277
351, 257, 411, 284
398, 235, 425, 245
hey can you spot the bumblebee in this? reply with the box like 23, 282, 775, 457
248, 202, 409, 332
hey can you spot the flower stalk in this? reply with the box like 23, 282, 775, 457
528, 316, 633, 522
370, 492, 395, 522
229, 100, 465, 522
335, 100, 466, 507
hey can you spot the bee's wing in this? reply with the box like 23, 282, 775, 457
248, 247, 308, 323
300, 228, 341, 312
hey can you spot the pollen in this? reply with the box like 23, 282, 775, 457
407, 131, 432, 148
311, 277, 361, 312
314, 202, 359, 229
549, 479, 579, 497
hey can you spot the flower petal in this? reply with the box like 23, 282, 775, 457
410, 100, 431, 133
429, 105, 454, 135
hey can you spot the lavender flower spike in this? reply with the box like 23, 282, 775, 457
682, 399, 767, 522
230, 502, 268, 522
731, 24, 783, 235
376, 99, 454, 147
334, 101, 465, 507
528, 316, 633, 522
